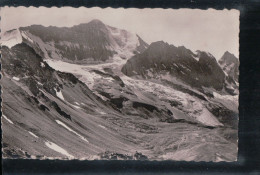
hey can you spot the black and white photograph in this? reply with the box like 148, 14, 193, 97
1, 7, 239, 162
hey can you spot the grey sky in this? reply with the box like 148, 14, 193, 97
1, 7, 239, 59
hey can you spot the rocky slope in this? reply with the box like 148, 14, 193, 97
1, 43, 136, 159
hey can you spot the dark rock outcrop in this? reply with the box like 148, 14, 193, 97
219, 51, 239, 83
122, 41, 226, 91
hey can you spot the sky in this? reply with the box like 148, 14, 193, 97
0, 7, 239, 59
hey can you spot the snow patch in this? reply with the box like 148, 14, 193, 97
94, 92, 108, 101
21, 31, 34, 43
223, 63, 235, 74
107, 26, 139, 59
146, 70, 154, 78
45, 140, 73, 158
54, 88, 65, 100
71, 104, 81, 109
98, 125, 106, 129
56, 120, 89, 143
179, 64, 186, 69
173, 63, 178, 67
98, 111, 106, 115
13, 77, 20, 81
215, 153, 226, 162
37, 81, 43, 86
192, 55, 200, 61
2, 115, 14, 124
162, 64, 166, 68
86, 155, 101, 160
132, 70, 138, 75
213, 92, 238, 102
160, 72, 172, 81
194, 108, 223, 127
28, 131, 38, 138
223, 71, 228, 77
40, 62, 45, 68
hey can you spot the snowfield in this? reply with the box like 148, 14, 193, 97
46, 57, 126, 90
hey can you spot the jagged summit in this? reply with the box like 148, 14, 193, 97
122, 41, 226, 90
147, 41, 172, 52
223, 51, 235, 56
219, 51, 239, 67
224, 51, 232, 55
150, 40, 169, 45
220, 51, 238, 63
178, 45, 187, 49
219, 51, 239, 85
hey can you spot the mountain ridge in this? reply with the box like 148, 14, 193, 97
121, 41, 232, 92
1, 19, 149, 63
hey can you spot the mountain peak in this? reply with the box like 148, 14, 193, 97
219, 51, 239, 84
223, 51, 235, 57
150, 41, 167, 45
72, 19, 107, 30
219, 51, 238, 64
146, 41, 172, 53
224, 51, 231, 54
149, 41, 172, 49
88, 19, 106, 26
178, 45, 186, 49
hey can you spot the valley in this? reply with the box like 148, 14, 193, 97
1, 19, 239, 161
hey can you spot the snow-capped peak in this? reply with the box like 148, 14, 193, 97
3, 21, 148, 63
106, 26, 140, 58
1, 29, 23, 48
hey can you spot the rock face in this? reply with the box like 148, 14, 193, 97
219, 51, 239, 82
121, 41, 226, 91
2, 19, 148, 64
219, 51, 239, 94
